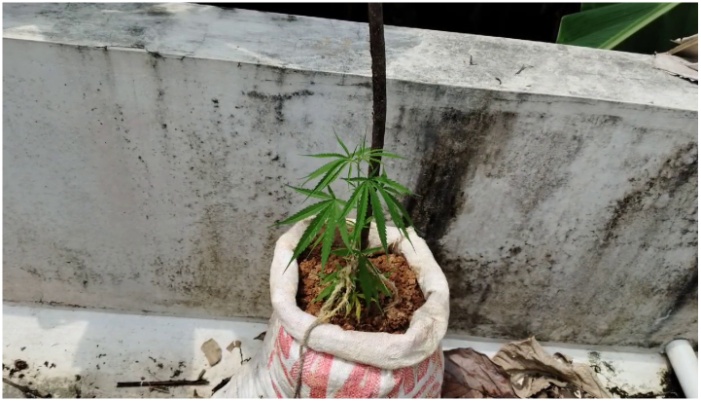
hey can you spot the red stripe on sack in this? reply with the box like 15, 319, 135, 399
387, 365, 415, 397
272, 380, 283, 399
415, 360, 439, 398
433, 349, 443, 371
268, 331, 293, 387
334, 364, 382, 398
416, 353, 431, 383
299, 350, 334, 398
268, 337, 276, 368
278, 327, 294, 359
425, 381, 442, 398
290, 350, 333, 396
290, 349, 334, 398
416, 373, 436, 397
280, 355, 295, 387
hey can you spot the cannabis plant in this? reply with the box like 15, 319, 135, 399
277, 136, 414, 322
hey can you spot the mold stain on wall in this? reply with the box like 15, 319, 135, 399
403, 106, 517, 244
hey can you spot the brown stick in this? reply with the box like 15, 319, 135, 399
116, 378, 208, 388
361, 3, 387, 251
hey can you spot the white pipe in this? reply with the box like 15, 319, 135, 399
665, 339, 698, 398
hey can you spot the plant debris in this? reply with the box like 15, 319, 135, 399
200, 339, 222, 367
443, 338, 613, 398
210, 377, 231, 395
226, 340, 241, 352
442, 348, 516, 398
492, 337, 611, 398
116, 375, 208, 388
225, 340, 251, 365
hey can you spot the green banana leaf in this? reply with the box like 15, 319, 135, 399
557, 3, 698, 54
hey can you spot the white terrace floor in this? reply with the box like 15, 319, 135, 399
3, 303, 672, 398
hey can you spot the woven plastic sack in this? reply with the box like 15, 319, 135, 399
213, 219, 450, 398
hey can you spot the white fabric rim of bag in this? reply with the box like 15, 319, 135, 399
270, 218, 450, 370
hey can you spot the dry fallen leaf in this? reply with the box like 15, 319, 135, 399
442, 348, 517, 398
200, 339, 222, 367
226, 340, 242, 352
492, 337, 611, 398
654, 33, 698, 82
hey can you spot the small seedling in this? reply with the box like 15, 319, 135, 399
277, 135, 414, 322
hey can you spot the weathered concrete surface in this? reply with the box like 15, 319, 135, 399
1, 303, 673, 398
3, 3, 697, 347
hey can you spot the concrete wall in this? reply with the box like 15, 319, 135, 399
3, 3, 697, 347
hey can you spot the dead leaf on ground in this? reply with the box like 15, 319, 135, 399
442, 348, 517, 398
492, 337, 611, 398
200, 339, 222, 367
654, 34, 698, 82
226, 340, 242, 352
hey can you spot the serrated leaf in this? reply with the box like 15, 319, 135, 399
356, 256, 378, 308
353, 184, 370, 240
313, 282, 335, 303
337, 219, 354, 250
276, 200, 332, 226
303, 159, 344, 183
327, 185, 337, 199
320, 208, 337, 269
375, 150, 404, 159
369, 188, 387, 254
375, 175, 412, 195
375, 184, 405, 230
340, 185, 363, 219
373, 183, 417, 250
304, 153, 346, 159
385, 191, 413, 228
385, 191, 415, 247
321, 269, 339, 284
312, 159, 346, 193
335, 134, 351, 157
368, 266, 387, 300
286, 205, 333, 269
287, 185, 330, 201
379, 279, 391, 296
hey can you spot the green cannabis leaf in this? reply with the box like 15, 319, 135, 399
276, 136, 413, 321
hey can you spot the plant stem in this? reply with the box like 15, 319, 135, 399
361, 3, 387, 251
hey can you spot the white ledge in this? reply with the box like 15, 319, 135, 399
3, 3, 697, 112
2, 303, 671, 398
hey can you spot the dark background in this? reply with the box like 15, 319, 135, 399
199, 3, 581, 44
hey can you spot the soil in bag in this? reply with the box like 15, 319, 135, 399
296, 245, 426, 334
